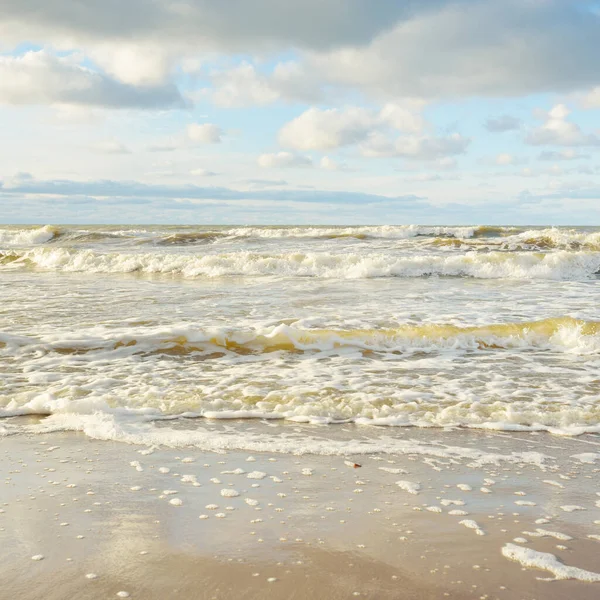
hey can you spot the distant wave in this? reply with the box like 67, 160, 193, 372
4, 225, 600, 250
0, 224, 518, 246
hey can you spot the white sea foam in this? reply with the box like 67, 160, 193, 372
0, 225, 60, 246
6, 412, 554, 466
502, 543, 600, 582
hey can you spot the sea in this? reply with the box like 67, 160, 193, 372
1, 224, 599, 453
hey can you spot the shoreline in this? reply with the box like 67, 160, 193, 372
2, 425, 600, 599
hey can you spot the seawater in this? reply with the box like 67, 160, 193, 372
1, 224, 599, 449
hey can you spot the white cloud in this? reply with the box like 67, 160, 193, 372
320, 156, 346, 171
485, 115, 521, 133
190, 168, 218, 177
0, 50, 183, 109
147, 143, 177, 152
538, 149, 588, 161
87, 43, 176, 86
395, 134, 470, 161
581, 87, 600, 109
526, 104, 600, 147
362, 133, 470, 161
279, 107, 376, 150
494, 153, 527, 166
495, 153, 514, 166
257, 152, 312, 168
88, 140, 131, 154
187, 123, 223, 144
279, 105, 423, 151
209, 61, 322, 107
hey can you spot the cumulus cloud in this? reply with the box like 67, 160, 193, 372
187, 123, 223, 144
484, 115, 521, 133
209, 61, 322, 107
526, 104, 600, 147
279, 105, 423, 150
0, 50, 184, 109
257, 152, 312, 168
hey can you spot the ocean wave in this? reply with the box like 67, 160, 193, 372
0, 225, 61, 245
4, 247, 600, 280
4, 412, 557, 461
500, 228, 600, 251
0, 224, 515, 247
1, 317, 598, 356
4, 225, 600, 251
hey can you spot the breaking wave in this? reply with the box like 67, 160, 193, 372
1, 317, 599, 357
3, 247, 600, 280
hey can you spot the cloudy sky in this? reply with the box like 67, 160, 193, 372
2, 0, 600, 224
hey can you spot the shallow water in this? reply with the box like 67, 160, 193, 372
1, 224, 599, 444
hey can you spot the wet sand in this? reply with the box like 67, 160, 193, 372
2, 423, 600, 599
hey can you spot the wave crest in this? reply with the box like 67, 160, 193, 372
2, 317, 598, 356
4, 247, 600, 280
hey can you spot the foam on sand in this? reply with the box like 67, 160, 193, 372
502, 543, 600, 582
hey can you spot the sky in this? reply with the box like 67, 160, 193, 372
1, 0, 600, 225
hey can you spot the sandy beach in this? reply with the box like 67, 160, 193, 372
2, 421, 600, 600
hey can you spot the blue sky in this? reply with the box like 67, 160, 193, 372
1, 0, 600, 224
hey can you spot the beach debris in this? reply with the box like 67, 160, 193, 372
345, 461, 362, 468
